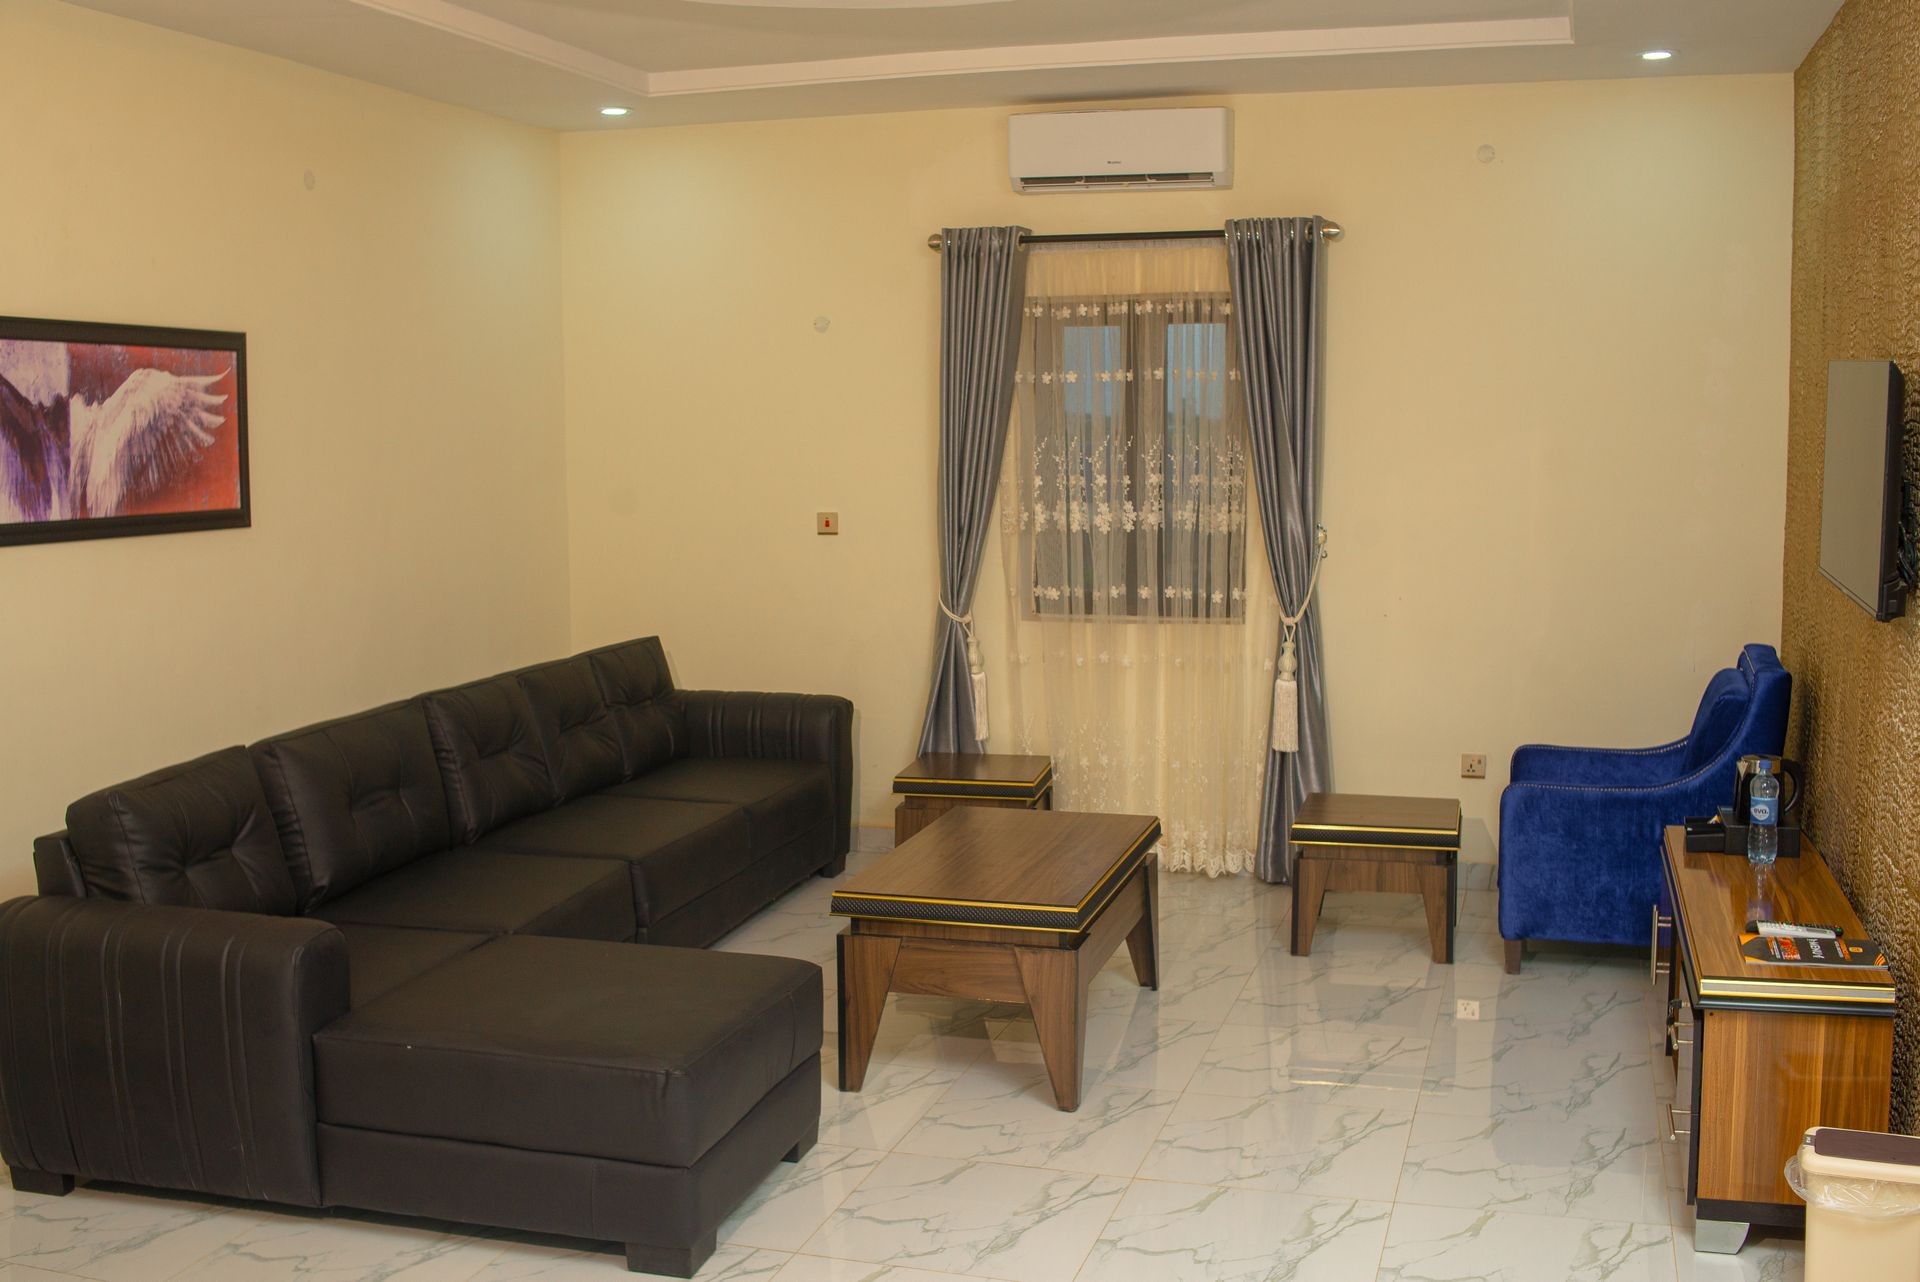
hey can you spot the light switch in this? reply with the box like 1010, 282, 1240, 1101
817, 512, 839, 536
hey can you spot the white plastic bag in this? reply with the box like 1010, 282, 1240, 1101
1787, 1152, 1920, 1219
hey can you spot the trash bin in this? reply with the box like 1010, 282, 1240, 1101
1786, 1126, 1920, 1282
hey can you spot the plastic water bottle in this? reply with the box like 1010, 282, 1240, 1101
1747, 760, 1779, 866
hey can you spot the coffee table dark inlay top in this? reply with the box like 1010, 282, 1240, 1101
830, 807, 1160, 1111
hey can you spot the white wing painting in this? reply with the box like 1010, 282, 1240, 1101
0, 338, 234, 526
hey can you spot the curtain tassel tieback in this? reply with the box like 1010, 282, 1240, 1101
1272, 632, 1300, 754
1272, 526, 1329, 754
939, 600, 990, 743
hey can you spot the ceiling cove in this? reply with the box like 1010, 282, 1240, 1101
684, 0, 1013, 8
343, 0, 1572, 99
59, 0, 1844, 128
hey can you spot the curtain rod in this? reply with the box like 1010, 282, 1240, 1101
924, 223, 1343, 252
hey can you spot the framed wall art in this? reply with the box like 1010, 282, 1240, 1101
0, 315, 249, 546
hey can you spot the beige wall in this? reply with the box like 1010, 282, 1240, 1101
0, 0, 1794, 891
1784, 0, 1920, 1134
0, 0, 570, 896
560, 75, 1794, 855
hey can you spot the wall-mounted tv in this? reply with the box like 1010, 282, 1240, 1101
1818, 359, 1908, 621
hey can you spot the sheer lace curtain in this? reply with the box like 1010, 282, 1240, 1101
994, 240, 1278, 877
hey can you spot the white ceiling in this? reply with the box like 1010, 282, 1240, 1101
62, 0, 1840, 130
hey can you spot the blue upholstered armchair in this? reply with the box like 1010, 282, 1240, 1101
1497, 644, 1791, 971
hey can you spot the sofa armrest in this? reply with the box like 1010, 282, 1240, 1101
0, 896, 348, 1205
30, 832, 86, 898
1509, 737, 1690, 787
677, 690, 854, 859
1496, 769, 1727, 946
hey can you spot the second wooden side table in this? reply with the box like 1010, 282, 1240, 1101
892, 753, 1054, 845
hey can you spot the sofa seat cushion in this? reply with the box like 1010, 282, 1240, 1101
332, 924, 488, 1008
609, 760, 831, 856
469, 795, 755, 927
314, 935, 822, 1168
308, 850, 634, 942
640, 822, 834, 948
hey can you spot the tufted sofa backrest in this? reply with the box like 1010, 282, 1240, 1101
251, 700, 453, 913
41, 638, 691, 906
63, 747, 298, 914
517, 656, 626, 803
422, 673, 559, 844
585, 637, 687, 777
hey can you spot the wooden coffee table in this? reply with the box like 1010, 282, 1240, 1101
830, 806, 1160, 1111
1289, 792, 1462, 963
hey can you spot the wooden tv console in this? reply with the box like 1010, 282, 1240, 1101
1656, 826, 1895, 1254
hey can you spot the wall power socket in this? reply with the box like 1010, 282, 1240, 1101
1461, 753, 1488, 779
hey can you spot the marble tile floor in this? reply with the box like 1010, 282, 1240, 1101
0, 853, 1808, 1282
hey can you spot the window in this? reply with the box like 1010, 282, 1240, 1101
1010, 292, 1251, 621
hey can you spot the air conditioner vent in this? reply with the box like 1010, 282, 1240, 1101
1018, 172, 1217, 191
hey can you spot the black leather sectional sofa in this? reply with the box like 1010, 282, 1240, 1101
0, 637, 851, 1277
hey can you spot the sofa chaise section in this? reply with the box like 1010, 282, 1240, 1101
314, 935, 821, 1275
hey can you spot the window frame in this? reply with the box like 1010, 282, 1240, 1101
1013, 290, 1252, 625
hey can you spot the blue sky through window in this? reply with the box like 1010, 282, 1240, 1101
1061, 325, 1120, 416
1167, 321, 1228, 419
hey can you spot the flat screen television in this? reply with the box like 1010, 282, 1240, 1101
1818, 359, 1907, 621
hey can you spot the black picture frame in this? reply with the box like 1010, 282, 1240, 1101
0, 314, 249, 548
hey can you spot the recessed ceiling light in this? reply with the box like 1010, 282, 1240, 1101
600, 105, 631, 117
1640, 49, 1674, 61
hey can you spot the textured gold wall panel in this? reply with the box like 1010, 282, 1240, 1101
1787, 0, 1920, 1134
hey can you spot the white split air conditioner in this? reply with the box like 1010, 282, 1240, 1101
1008, 108, 1233, 193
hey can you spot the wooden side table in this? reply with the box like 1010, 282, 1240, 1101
892, 753, 1053, 845
1289, 792, 1462, 963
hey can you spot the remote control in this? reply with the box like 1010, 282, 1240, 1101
1748, 919, 1841, 939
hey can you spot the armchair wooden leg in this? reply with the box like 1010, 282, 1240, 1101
1503, 939, 1524, 974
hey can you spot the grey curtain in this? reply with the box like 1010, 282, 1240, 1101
1226, 217, 1332, 884
917, 226, 1030, 754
